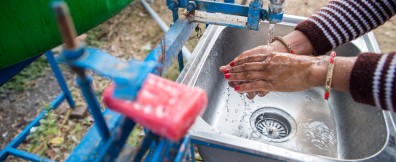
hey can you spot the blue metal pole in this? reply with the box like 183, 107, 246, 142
174, 135, 191, 162
7, 148, 55, 162
169, 2, 185, 72
134, 131, 156, 161
76, 76, 110, 140
93, 117, 135, 162
190, 140, 195, 162
150, 139, 173, 161
45, 50, 75, 108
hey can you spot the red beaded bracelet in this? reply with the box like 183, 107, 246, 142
324, 51, 336, 100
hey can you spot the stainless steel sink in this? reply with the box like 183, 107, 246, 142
177, 15, 396, 161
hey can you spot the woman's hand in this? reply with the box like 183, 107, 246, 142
222, 53, 328, 95
219, 31, 316, 99
219, 44, 281, 99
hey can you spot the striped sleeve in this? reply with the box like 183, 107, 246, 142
295, 0, 396, 55
350, 52, 396, 111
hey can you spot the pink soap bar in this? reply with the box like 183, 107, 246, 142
103, 74, 207, 141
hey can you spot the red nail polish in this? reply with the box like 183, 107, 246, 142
224, 69, 229, 74
234, 85, 240, 91
229, 61, 235, 66
224, 73, 231, 79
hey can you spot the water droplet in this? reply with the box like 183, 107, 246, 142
305, 95, 313, 101
238, 126, 243, 130
235, 109, 238, 113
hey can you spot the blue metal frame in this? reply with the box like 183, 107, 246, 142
46, 51, 75, 108
2, 0, 286, 161
66, 110, 135, 162
61, 48, 158, 101
64, 18, 197, 161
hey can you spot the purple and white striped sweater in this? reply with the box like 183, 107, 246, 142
295, 0, 396, 111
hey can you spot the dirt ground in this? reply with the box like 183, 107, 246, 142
1, 0, 395, 161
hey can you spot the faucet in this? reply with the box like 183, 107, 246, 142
168, 0, 285, 30
268, 0, 285, 24
248, 0, 284, 30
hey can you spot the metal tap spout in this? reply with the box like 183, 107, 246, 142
268, 0, 285, 24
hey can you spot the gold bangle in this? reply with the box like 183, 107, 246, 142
324, 51, 336, 100
271, 36, 295, 54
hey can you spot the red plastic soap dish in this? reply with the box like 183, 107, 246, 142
103, 74, 208, 141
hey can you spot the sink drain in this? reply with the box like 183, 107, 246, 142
250, 107, 296, 142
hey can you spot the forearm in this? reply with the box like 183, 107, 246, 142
310, 52, 396, 112
272, 31, 314, 55
309, 56, 355, 93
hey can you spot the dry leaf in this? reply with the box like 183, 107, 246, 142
49, 137, 64, 144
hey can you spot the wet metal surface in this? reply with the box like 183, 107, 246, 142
178, 15, 396, 161
250, 107, 296, 142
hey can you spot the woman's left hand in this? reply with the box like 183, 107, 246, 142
221, 53, 328, 95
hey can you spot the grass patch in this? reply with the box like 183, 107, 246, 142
21, 105, 92, 160
0, 55, 49, 92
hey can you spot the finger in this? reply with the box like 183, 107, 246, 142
229, 62, 269, 73
225, 71, 271, 81
246, 91, 257, 99
235, 80, 272, 93
228, 81, 238, 87
257, 91, 270, 97
219, 65, 231, 72
228, 80, 251, 87
237, 46, 267, 59
233, 54, 272, 67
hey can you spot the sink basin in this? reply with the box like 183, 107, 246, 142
177, 15, 396, 161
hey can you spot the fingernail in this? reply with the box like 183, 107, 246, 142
234, 85, 240, 91
229, 61, 235, 66
224, 69, 229, 74
224, 73, 231, 79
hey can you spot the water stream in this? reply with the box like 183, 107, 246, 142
222, 24, 279, 146
267, 24, 277, 52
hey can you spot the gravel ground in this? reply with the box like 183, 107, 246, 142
1, 0, 395, 161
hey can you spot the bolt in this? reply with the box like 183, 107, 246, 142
187, 2, 196, 12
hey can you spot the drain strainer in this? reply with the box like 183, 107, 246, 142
250, 107, 296, 142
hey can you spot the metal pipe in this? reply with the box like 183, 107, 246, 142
46, 50, 75, 109
141, 0, 192, 59
52, 1, 111, 140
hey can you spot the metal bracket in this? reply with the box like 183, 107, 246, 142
61, 48, 159, 100
247, 0, 263, 30
169, 0, 284, 30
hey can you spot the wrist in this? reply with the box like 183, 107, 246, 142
308, 56, 329, 88
270, 40, 289, 53
283, 31, 314, 55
